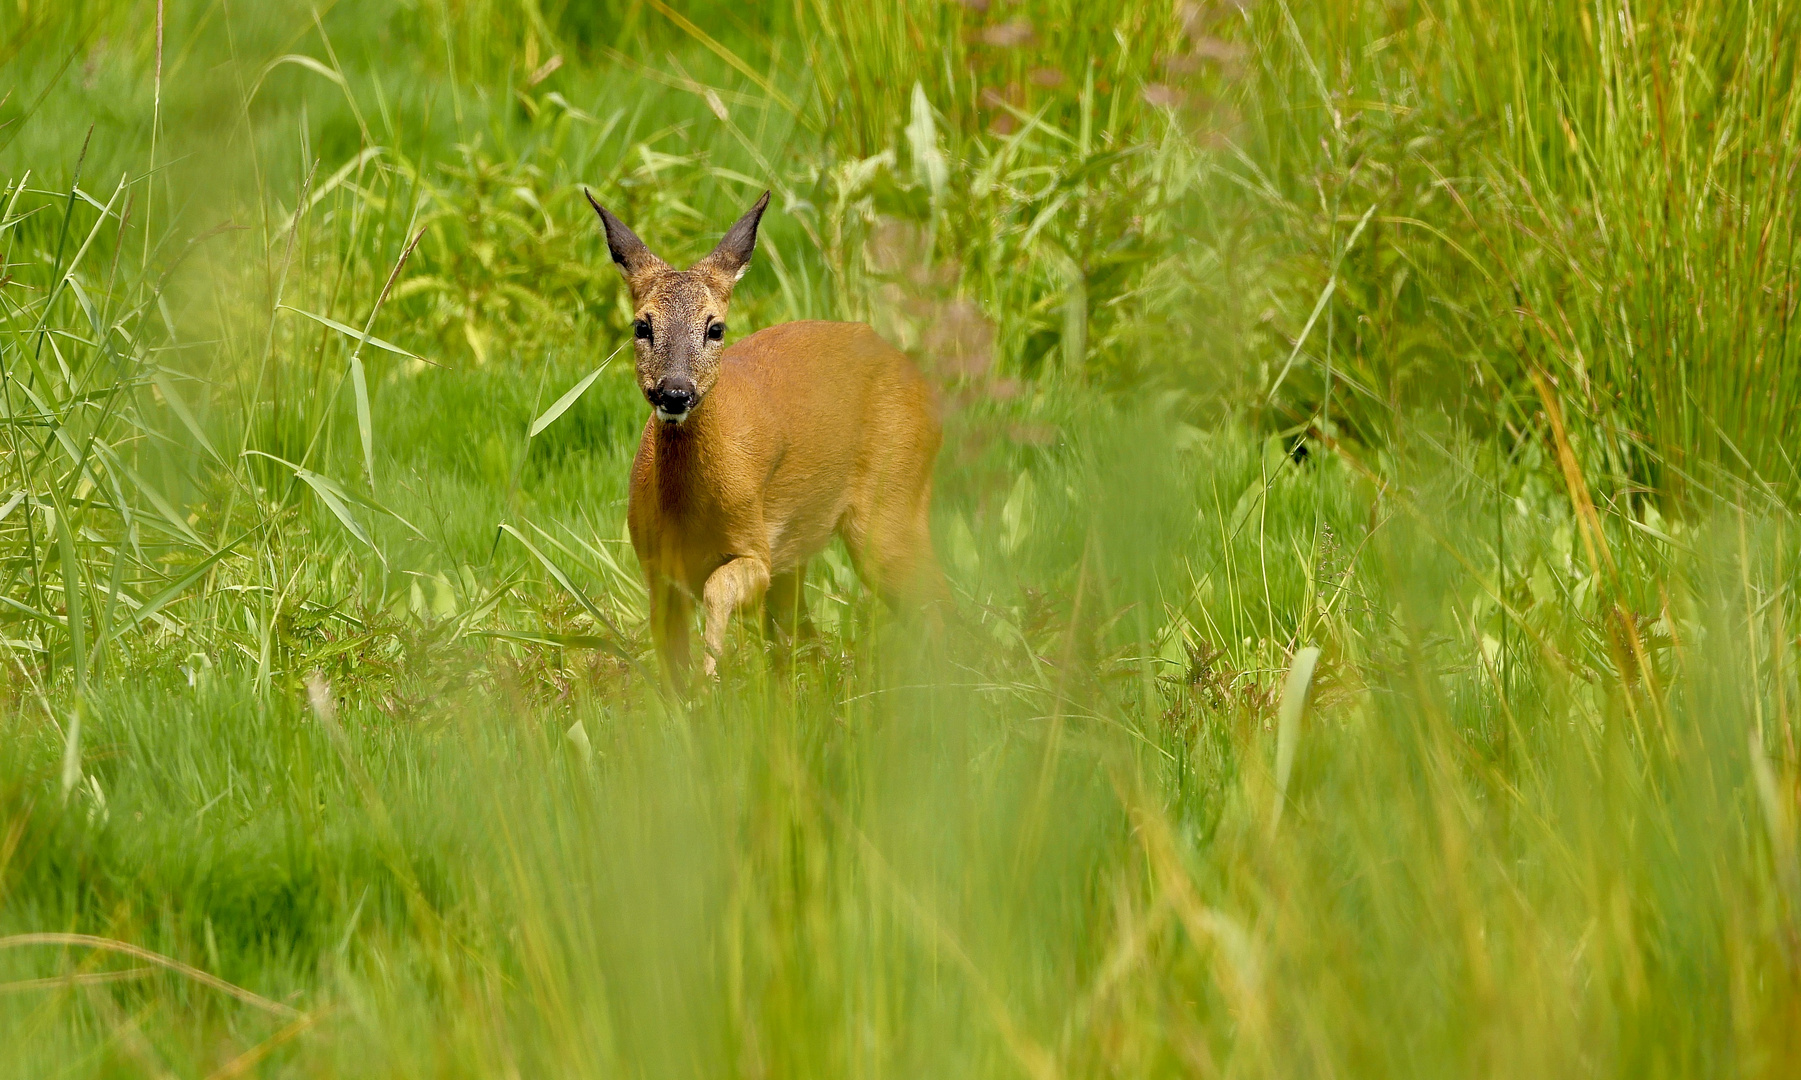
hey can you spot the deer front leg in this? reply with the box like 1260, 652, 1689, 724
701, 555, 771, 678
649, 576, 695, 693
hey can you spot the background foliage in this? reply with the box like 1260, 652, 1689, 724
2, 1, 1800, 1076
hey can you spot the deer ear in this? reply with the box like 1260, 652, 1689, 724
696, 190, 771, 286
586, 188, 664, 280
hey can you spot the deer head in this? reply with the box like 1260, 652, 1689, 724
586, 189, 771, 424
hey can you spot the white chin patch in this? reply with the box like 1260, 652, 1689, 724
655, 407, 690, 424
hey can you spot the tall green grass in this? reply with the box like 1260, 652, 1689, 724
1235, 1, 1801, 488
2, 0, 1799, 1076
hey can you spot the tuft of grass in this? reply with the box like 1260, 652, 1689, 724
1232, 1, 1801, 489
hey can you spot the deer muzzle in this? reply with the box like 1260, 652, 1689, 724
648, 375, 699, 423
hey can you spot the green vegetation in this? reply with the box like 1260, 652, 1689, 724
3, 0, 1800, 1074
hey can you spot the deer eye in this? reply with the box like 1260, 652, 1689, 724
707, 322, 725, 342
633, 318, 652, 341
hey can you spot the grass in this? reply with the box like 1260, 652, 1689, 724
2, 0, 1800, 1075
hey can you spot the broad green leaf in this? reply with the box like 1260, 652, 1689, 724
906, 83, 947, 198
1001, 471, 1037, 556
299, 471, 376, 552
1271, 646, 1322, 833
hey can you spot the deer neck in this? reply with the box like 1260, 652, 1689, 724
650, 398, 722, 503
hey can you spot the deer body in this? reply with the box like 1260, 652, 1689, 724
588, 191, 945, 685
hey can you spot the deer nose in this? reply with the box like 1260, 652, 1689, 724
649, 376, 698, 415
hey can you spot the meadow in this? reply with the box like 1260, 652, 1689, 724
2, 0, 1800, 1075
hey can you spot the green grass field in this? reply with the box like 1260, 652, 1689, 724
3, 1, 1800, 1075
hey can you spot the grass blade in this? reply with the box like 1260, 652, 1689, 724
349, 352, 375, 491
343, 224, 429, 491
150, 370, 222, 462
106, 527, 255, 641
498, 522, 631, 649
52, 497, 85, 694
642, 0, 800, 117
1271, 645, 1320, 833
0, 934, 300, 1019
246, 451, 377, 555
529, 344, 624, 438
278, 305, 432, 364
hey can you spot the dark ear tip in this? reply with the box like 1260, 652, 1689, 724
584, 186, 611, 222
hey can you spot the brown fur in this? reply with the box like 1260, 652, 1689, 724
587, 190, 948, 687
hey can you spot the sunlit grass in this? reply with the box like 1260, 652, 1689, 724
2, 1, 1799, 1076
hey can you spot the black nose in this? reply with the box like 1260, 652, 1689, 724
649, 376, 697, 414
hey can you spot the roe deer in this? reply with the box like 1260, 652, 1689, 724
585, 189, 948, 687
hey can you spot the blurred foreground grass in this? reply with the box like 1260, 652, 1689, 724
2, 1, 1800, 1076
